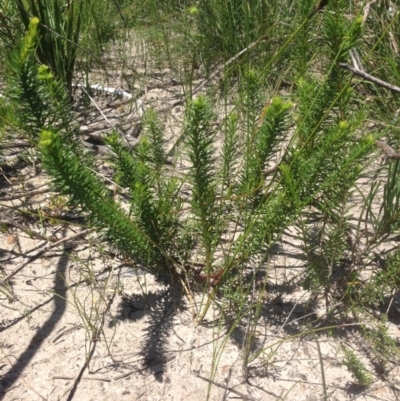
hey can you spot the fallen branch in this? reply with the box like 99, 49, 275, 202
341, 50, 400, 159
362, 0, 377, 24
0, 142, 31, 149
0, 187, 51, 201
374, 140, 400, 159
53, 375, 111, 382
340, 63, 400, 94
0, 216, 58, 242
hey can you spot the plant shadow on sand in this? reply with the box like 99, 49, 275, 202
0, 242, 70, 399
113, 279, 185, 382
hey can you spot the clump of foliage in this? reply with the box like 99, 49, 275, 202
1, 0, 400, 387
342, 346, 373, 386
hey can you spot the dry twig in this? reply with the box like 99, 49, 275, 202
374, 140, 400, 159
340, 63, 400, 94
0, 216, 59, 242
340, 50, 400, 159
0, 187, 51, 201
53, 375, 111, 382
362, 0, 377, 24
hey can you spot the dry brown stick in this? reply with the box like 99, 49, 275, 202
341, 52, 400, 159
0, 228, 91, 286
0, 187, 51, 201
0, 142, 31, 149
375, 140, 400, 159
362, 0, 377, 24
0, 217, 58, 242
340, 63, 400, 94
53, 375, 111, 382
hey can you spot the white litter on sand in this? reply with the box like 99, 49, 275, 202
73, 83, 144, 116
73, 83, 133, 99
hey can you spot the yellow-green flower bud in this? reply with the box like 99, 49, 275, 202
38, 65, 53, 81
21, 18, 39, 62
39, 128, 57, 148
188, 5, 199, 15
